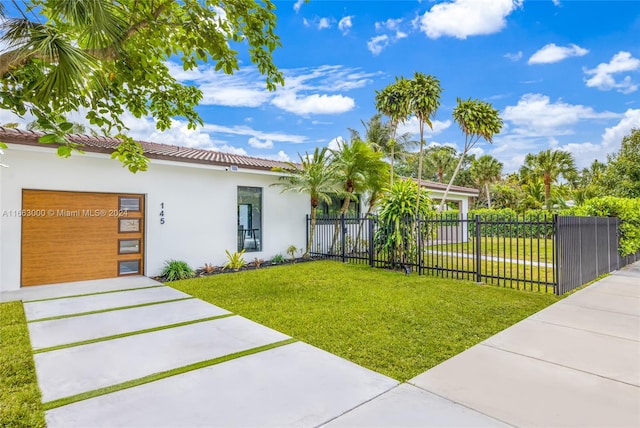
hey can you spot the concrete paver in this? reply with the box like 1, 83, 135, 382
45, 342, 398, 428
483, 318, 640, 386
36, 315, 290, 402
530, 301, 640, 341
0, 276, 158, 303
28, 298, 230, 350
560, 286, 640, 316
410, 344, 640, 428
24, 286, 190, 320
322, 383, 506, 428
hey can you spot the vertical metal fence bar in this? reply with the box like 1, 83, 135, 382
475, 215, 482, 283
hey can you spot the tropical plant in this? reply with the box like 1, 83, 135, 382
375, 179, 433, 267
286, 245, 299, 260
270, 254, 285, 264
600, 128, 640, 198
329, 138, 389, 251
425, 145, 458, 183
519, 149, 577, 208
272, 147, 338, 257
161, 260, 195, 281
375, 77, 412, 185
253, 258, 265, 269
202, 263, 217, 274
470, 155, 503, 208
351, 114, 416, 171
223, 249, 247, 271
405, 72, 443, 219
0, 0, 284, 172
440, 98, 503, 213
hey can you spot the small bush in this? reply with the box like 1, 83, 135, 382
286, 245, 299, 260
161, 260, 195, 281
223, 249, 247, 271
202, 263, 217, 274
270, 254, 285, 264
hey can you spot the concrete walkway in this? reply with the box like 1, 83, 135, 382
2, 262, 638, 427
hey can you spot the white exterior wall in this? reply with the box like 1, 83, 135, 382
0, 144, 309, 291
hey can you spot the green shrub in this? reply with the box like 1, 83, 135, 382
286, 245, 299, 260
467, 208, 554, 238
161, 260, 195, 281
270, 254, 285, 264
223, 249, 247, 271
574, 197, 640, 256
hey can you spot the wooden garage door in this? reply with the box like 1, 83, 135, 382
21, 190, 145, 286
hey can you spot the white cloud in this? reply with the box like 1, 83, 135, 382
375, 18, 402, 32
217, 144, 248, 156
502, 93, 620, 137
318, 17, 332, 30
262, 150, 291, 162
338, 16, 353, 35
272, 92, 355, 115
528, 43, 589, 65
396, 117, 452, 137
419, 0, 522, 40
293, 0, 304, 13
552, 0, 561, 6
328, 136, 346, 151
367, 35, 389, 56
584, 51, 640, 94
601, 108, 640, 151
504, 51, 523, 61
302, 18, 310, 27
248, 137, 273, 149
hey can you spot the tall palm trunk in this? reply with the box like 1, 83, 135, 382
437, 153, 466, 213
306, 200, 318, 257
485, 182, 492, 209
415, 120, 425, 219
544, 173, 551, 208
329, 189, 354, 253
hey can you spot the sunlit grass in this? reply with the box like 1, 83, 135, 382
170, 261, 559, 381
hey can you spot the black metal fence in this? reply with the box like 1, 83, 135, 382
307, 214, 640, 295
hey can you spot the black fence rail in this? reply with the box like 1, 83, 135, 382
308, 213, 637, 295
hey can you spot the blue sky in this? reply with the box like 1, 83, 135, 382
3, 0, 640, 172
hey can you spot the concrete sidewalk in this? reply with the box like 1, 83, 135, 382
327, 262, 640, 427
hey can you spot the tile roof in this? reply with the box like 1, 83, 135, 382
0, 127, 291, 172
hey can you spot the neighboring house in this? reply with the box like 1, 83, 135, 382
412, 178, 479, 215
0, 128, 308, 291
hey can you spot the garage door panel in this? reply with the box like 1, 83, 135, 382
21, 190, 144, 286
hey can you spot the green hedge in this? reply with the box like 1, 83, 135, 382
467, 208, 554, 238
574, 197, 640, 256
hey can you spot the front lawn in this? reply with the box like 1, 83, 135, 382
170, 261, 560, 381
0, 301, 46, 428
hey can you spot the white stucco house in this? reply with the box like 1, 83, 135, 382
0, 128, 480, 291
0, 127, 308, 291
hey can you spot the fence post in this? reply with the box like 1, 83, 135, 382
305, 214, 309, 256
417, 216, 423, 275
553, 214, 560, 295
475, 215, 482, 283
341, 213, 346, 263
368, 217, 374, 267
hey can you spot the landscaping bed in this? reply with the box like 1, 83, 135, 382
169, 260, 560, 381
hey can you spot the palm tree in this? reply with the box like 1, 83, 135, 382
519, 149, 577, 208
375, 77, 411, 186
405, 72, 442, 219
351, 114, 416, 168
329, 138, 389, 251
271, 147, 337, 257
440, 98, 502, 213
425, 145, 457, 183
470, 155, 503, 208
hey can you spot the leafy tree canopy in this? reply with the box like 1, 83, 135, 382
600, 128, 640, 198
0, 0, 284, 172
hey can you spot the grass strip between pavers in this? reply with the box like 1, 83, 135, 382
27, 297, 194, 323
43, 338, 298, 411
33, 313, 236, 354
24, 285, 164, 303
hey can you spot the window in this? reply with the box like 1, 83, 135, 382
119, 239, 140, 254
119, 196, 141, 212
237, 187, 262, 252
317, 196, 361, 217
119, 260, 140, 275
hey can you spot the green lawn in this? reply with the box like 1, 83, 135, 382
426, 237, 555, 263
170, 261, 560, 381
0, 301, 46, 428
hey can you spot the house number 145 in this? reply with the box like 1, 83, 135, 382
160, 202, 165, 225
